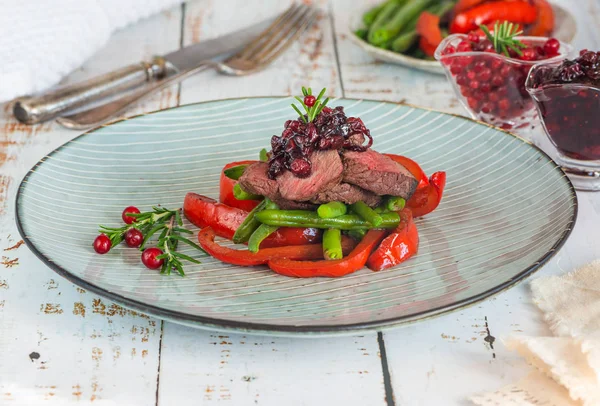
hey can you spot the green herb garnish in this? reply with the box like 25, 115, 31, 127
99, 207, 204, 276
291, 87, 330, 124
480, 21, 527, 57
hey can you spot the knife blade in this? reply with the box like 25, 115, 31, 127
12, 15, 275, 125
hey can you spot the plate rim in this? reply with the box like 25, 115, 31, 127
15, 96, 579, 335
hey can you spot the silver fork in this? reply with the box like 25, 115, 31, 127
57, 4, 318, 130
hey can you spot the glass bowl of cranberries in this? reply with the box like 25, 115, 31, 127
435, 29, 571, 130
526, 50, 600, 191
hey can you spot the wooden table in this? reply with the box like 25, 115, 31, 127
1, 1, 599, 404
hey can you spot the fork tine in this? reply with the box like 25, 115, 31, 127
242, 4, 310, 62
253, 7, 318, 67
235, 4, 304, 61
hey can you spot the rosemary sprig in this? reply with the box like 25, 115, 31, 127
480, 21, 527, 57
98, 206, 205, 276
291, 87, 330, 123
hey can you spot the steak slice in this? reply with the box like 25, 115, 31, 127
278, 150, 343, 201
342, 149, 418, 199
311, 183, 381, 207
238, 162, 279, 201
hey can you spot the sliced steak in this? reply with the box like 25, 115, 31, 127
278, 150, 343, 201
238, 162, 279, 201
311, 183, 381, 207
342, 149, 418, 199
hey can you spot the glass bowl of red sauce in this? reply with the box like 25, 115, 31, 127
527, 50, 600, 191
435, 34, 571, 130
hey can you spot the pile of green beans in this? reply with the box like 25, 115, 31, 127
356, 0, 456, 58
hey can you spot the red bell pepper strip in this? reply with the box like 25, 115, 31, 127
367, 209, 419, 271
198, 227, 357, 267
267, 230, 387, 278
449, 1, 537, 34
406, 171, 446, 218
183, 192, 322, 247
385, 154, 428, 189
527, 0, 555, 37
220, 160, 260, 211
453, 0, 486, 14
416, 12, 443, 57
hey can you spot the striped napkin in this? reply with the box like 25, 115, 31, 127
471, 260, 600, 405
0, 0, 184, 102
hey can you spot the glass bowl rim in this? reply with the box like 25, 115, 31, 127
526, 61, 600, 94
434, 34, 573, 65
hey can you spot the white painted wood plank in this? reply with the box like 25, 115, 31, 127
158, 328, 386, 406
157, 2, 387, 405
0, 8, 183, 405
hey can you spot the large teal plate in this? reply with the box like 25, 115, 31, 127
16, 98, 577, 336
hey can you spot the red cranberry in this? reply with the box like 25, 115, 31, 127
478, 68, 492, 82
498, 99, 511, 111
457, 40, 472, 53
467, 97, 480, 110
122, 206, 140, 224
304, 95, 316, 107
491, 75, 504, 87
480, 82, 491, 93
472, 61, 486, 73
141, 247, 164, 270
500, 65, 512, 77
480, 40, 494, 52
580, 49, 589, 56
488, 92, 500, 102
125, 229, 144, 248
480, 102, 493, 114
496, 86, 508, 96
467, 32, 480, 43
543, 38, 560, 57
469, 80, 481, 90
450, 63, 462, 75
442, 45, 456, 55
456, 74, 469, 86
490, 59, 504, 70
290, 158, 311, 177
520, 48, 536, 61
467, 71, 477, 80
93, 234, 111, 254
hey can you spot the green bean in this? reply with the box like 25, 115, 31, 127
355, 28, 369, 41
367, 0, 406, 45
233, 183, 262, 201
351, 201, 383, 227
259, 148, 269, 162
323, 229, 343, 260
247, 200, 279, 253
232, 200, 266, 244
255, 210, 400, 230
391, 1, 454, 53
391, 30, 418, 53
385, 196, 406, 211
371, 0, 433, 46
223, 164, 248, 180
363, 3, 385, 26
317, 201, 348, 218
347, 228, 367, 241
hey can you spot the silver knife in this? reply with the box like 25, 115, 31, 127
12, 17, 274, 125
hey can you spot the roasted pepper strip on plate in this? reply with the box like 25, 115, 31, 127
183, 193, 322, 247
367, 208, 419, 271
406, 171, 446, 218
449, 1, 537, 34
267, 229, 387, 278
197, 227, 356, 267
219, 160, 260, 211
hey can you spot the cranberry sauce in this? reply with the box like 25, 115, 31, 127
528, 51, 600, 161
437, 34, 565, 129
268, 106, 372, 179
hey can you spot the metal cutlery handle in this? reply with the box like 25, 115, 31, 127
56, 63, 212, 130
12, 57, 174, 125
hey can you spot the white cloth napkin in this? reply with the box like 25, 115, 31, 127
471, 260, 600, 405
0, 0, 183, 102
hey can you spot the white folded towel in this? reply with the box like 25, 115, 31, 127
471, 260, 600, 405
0, 0, 183, 102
